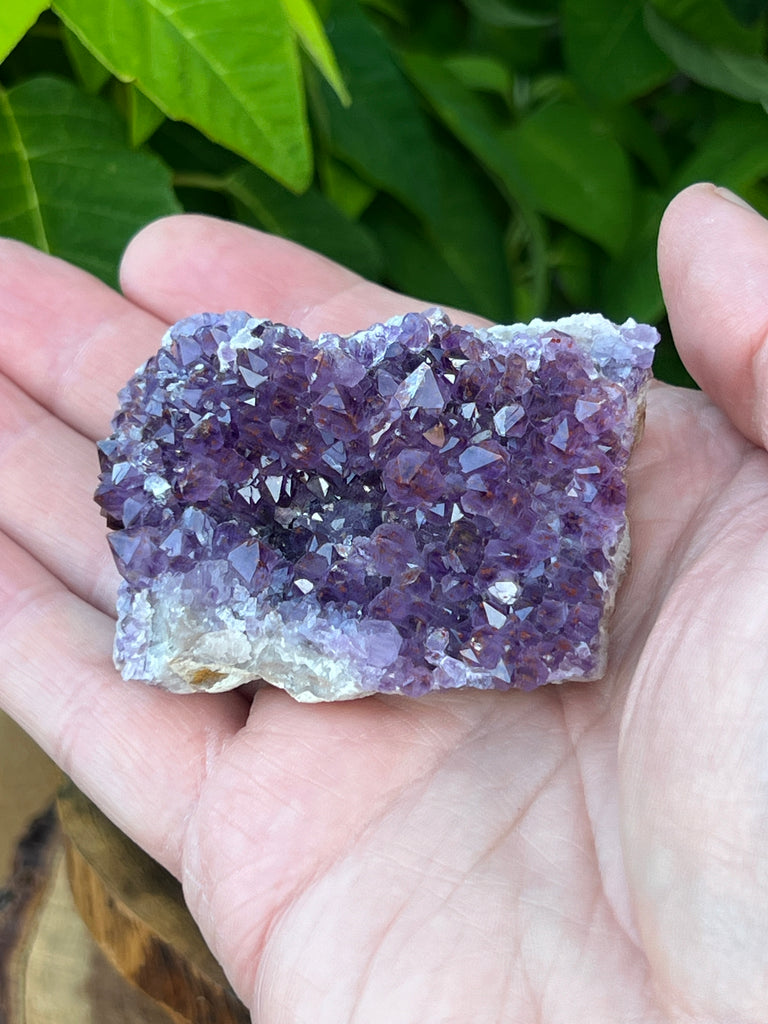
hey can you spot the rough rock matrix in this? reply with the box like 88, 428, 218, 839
95, 309, 658, 700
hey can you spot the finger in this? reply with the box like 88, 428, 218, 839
0, 239, 166, 439
0, 221, 480, 446
658, 182, 768, 449
120, 214, 482, 334
0, 531, 249, 875
0, 373, 119, 613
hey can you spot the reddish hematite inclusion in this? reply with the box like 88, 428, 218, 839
95, 308, 658, 700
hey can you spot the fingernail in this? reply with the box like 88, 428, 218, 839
714, 186, 756, 212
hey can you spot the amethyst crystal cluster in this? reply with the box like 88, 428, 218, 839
96, 309, 658, 700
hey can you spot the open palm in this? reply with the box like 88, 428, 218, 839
1, 183, 766, 1023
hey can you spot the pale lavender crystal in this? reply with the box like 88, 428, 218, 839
95, 309, 659, 700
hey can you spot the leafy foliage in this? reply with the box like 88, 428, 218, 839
0, 75, 179, 286
2, 0, 768, 384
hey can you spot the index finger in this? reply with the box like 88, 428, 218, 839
0, 216, 473, 445
119, 214, 486, 335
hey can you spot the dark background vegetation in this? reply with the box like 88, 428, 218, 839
2, 0, 768, 385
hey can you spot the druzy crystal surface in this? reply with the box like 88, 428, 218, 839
96, 309, 658, 700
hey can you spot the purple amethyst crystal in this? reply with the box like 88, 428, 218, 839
95, 309, 658, 700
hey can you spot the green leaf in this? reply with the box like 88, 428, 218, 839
313, 25, 516, 318
649, 0, 763, 51
420, 140, 513, 321
366, 197, 484, 314
504, 206, 550, 321
62, 23, 110, 93
461, 0, 556, 28
741, 180, 768, 218
0, 0, 49, 63
722, 0, 766, 26
603, 103, 670, 183
310, 0, 443, 220
280, 0, 350, 104
226, 163, 382, 280
0, 76, 180, 286
596, 189, 665, 324
443, 54, 514, 102
317, 152, 377, 219
358, 0, 407, 22
314, 30, 515, 318
401, 51, 548, 313
400, 51, 532, 204
645, 5, 768, 102
673, 105, 768, 192
52, 0, 311, 190
364, 152, 521, 322
127, 84, 165, 147
551, 233, 596, 311
151, 119, 240, 177
562, 0, 673, 103
508, 101, 634, 255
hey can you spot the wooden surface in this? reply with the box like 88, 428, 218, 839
59, 784, 250, 1024
0, 713, 61, 881
0, 808, 177, 1023
0, 717, 250, 1023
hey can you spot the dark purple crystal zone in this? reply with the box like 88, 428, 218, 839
96, 310, 656, 695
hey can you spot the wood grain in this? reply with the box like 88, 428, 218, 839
0, 712, 61, 881
58, 784, 250, 1024
0, 785, 251, 1023
0, 807, 176, 1023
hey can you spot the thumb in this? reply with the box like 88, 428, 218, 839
658, 182, 768, 448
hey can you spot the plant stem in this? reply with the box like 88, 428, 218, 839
172, 171, 227, 192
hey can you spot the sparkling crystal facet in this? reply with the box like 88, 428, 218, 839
95, 309, 659, 700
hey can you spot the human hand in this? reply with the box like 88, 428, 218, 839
0, 182, 766, 1023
